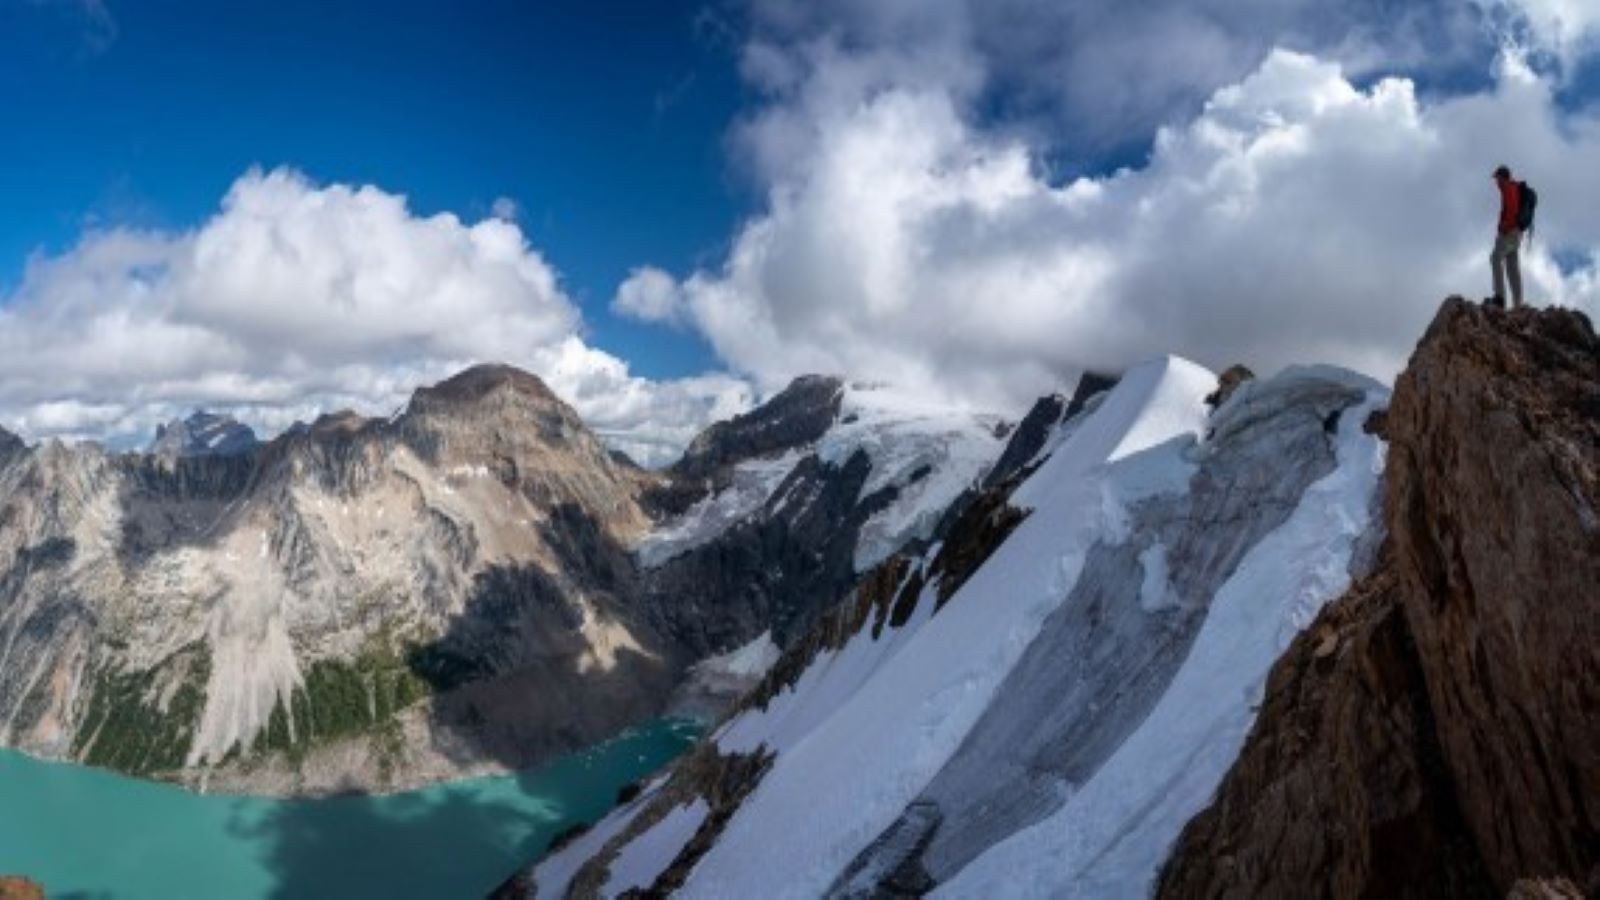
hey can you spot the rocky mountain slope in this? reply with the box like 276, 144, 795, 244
1159, 298, 1599, 898
505, 298, 1597, 898
0, 366, 1004, 794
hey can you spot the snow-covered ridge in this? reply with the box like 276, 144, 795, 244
523, 357, 1392, 898
825, 383, 1007, 571
638, 381, 1006, 573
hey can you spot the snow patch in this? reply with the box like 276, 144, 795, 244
1137, 542, 1179, 612
532, 796, 648, 899
820, 383, 1005, 571
603, 798, 710, 896
1013, 357, 1213, 511
695, 631, 782, 681
637, 449, 807, 567
639, 382, 1004, 573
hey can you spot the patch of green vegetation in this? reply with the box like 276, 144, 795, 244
73, 646, 210, 778
251, 634, 431, 769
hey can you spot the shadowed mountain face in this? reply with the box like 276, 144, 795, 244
1160, 299, 1600, 898
0, 425, 23, 465
642, 374, 845, 520
0, 366, 1010, 795
151, 411, 260, 459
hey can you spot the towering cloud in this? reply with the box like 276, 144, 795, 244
623, 1, 1600, 413
0, 168, 748, 464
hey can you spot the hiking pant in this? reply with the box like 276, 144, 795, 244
1491, 230, 1523, 307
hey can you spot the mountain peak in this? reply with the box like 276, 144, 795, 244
408, 363, 559, 413
1160, 297, 1600, 898
149, 410, 259, 458
673, 374, 844, 481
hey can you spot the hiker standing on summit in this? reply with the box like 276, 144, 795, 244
1490, 164, 1529, 308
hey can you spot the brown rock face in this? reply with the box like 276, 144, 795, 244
1205, 364, 1256, 409
1157, 563, 1496, 899
1160, 299, 1600, 898
1386, 300, 1600, 888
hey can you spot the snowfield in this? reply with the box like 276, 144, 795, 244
603, 799, 710, 896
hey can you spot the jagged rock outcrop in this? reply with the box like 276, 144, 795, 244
0, 426, 23, 468
1204, 364, 1256, 409
645, 375, 844, 518
1160, 299, 1600, 897
1156, 561, 1496, 899
150, 411, 259, 458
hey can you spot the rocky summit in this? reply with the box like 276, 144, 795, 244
1159, 298, 1600, 898
150, 411, 260, 459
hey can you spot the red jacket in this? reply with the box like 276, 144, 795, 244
1499, 179, 1521, 234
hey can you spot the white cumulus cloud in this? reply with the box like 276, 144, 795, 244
0, 167, 747, 465
628, 20, 1600, 415
613, 266, 690, 327
1481, 0, 1600, 69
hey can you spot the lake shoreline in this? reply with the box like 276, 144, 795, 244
0, 718, 701, 899
1, 714, 710, 800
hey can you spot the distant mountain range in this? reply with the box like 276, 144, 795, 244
0, 364, 1003, 795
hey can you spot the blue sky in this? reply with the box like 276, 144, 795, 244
1, 1, 1597, 461
0, 0, 746, 379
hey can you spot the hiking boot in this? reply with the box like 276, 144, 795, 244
1484, 295, 1506, 309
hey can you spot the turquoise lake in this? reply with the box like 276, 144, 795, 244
0, 719, 699, 899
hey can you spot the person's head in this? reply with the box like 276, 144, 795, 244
1494, 164, 1512, 183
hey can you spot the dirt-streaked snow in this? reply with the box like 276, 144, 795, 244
603, 798, 710, 896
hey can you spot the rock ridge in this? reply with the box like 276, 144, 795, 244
1159, 298, 1600, 897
